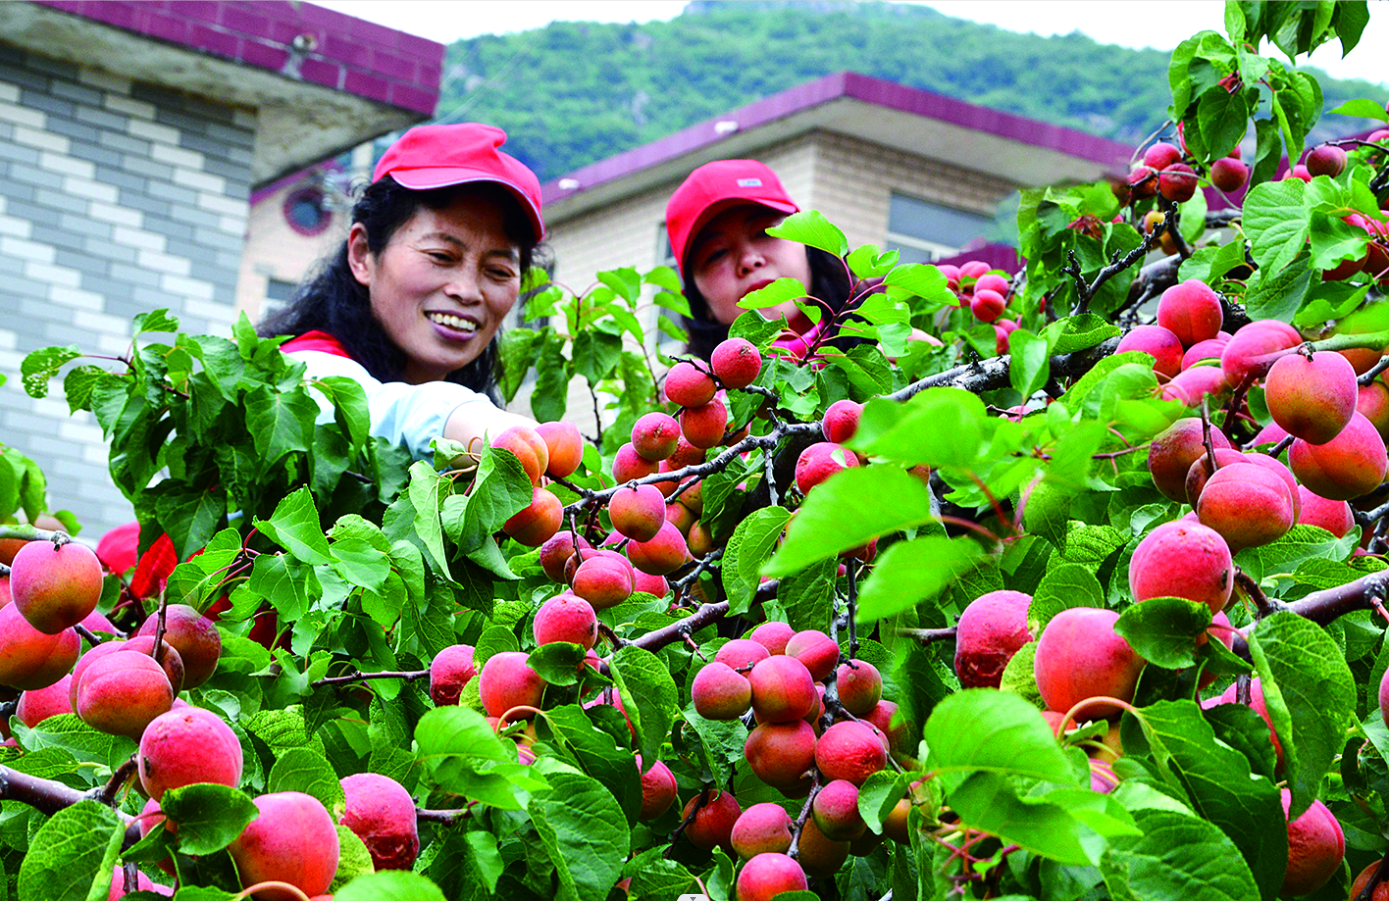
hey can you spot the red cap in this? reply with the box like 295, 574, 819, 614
373, 123, 545, 241
665, 159, 798, 275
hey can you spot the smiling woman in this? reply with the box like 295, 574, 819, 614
259, 123, 555, 460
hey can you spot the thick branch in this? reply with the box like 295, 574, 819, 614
630, 602, 730, 652
898, 627, 958, 644
1231, 569, 1389, 658
311, 668, 430, 688
888, 338, 1121, 403
0, 765, 134, 822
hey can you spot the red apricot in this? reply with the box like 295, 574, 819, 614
665, 361, 717, 407
1265, 350, 1358, 444
340, 772, 419, 871
796, 815, 851, 877
428, 644, 475, 706
10, 540, 103, 635
532, 592, 598, 649
1143, 141, 1182, 170
794, 442, 858, 495
502, 487, 563, 547
679, 398, 728, 449
1305, 144, 1347, 178
715, 638, 771, 672
15, 674, 72, 727
539, 532, 591, 583
1158, 162, 1198, 202
785, 629, 840, 682
1161, 366, 1230, 406
815, 721, 887, 785
609, 484, 666, 542
692, 661, 752, 720
1210, 156, 1249, 192
1296, 485, 1354, 537
975, 273, 1010, 296
631, 412, 681, 462
813, 779, 866, 840
536, 420, 584, 479
1281, 789, 1344, 896
1351, 862, 1389, 901
1290, 411, 1389, 500
138, 706, 243, 801
1117, 325, 1183, 378
736, 852, 807, 901
626, 521, 689, 575
1034, 607, 1144, 718
682, 789, 742, 852
731, 802, 793, 859
121, 636, 186, 695
631, 569, 669, 598
1129, 521, 1233, 614
954, 589, 1033, 689
1156, 280, 1223, 348
135, 604, 221, 688
76, 651, 173, 738
749, 621, 795, 656
1181, 337, 1228, 370
835, 659, 882, 716
635, 755, 678, 821
820, 399, 864, 445
668, 435, 707, 469
863, 700, 913, 759
491, 425, 548, 485
745, 720, 817, 794
1220, 320, 1302, 389
229, 791, 339, 901
748, 655, 817, 723
1196, 464, 1295, 552
1148, 418, 1232, 502
712, 337, 763, 390
477, 651, 546, 719
571, 555, 635, 609
612, 442, 658, 482
1358, 381, 1389, 441
970, 289, 1006, 323
0, 603, 80, 691
1127, 163, 1158, 199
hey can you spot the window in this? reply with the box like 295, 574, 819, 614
885, 193, 996, 263
282, 186, 332, 236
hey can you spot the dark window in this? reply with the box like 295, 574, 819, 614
282, 187, 332, 236
886, 193, 995, 262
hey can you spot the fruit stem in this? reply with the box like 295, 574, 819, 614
1055, 697, 1141, 739
495, 706, 546, 732
231, 883, 312, 901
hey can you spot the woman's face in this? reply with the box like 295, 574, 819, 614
349, 193, 521, 384
688, 204, 813, 327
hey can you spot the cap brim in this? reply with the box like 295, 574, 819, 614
678, 197, 799, 275
389, 168, 545, 242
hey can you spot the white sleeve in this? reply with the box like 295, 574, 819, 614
288, 350, 503, 460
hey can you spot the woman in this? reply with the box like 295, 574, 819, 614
260, 123, 546, 460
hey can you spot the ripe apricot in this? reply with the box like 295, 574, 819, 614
796, 815, 851, 877
229, 791, 339, 901
749, 621, 795, 656
679, 398, 728, 449
10, 540, 103, 635
1358, 381, 1389, 440
1220, 319, 1302, 389
502, 487, 563, 547
715, 638, 771, 672
692, 661, 752, 720
477, 651, 546, 719
1143, 141, 1182, 170
821, 399, 864, 444
1181, 337, 1228, 370
612, 442, 658, 482
1129, 521, 1233, 614
1296, 485, 1354, 537
0, 603, 78, 691
539, 532, 590, 583
138, 707, 243, 801
428, 644, 475, 706
1158, 162, 1198, 202
954, 589, 1033, 688
609, 484, 666, 542
785, 629, 839, 682
632, 569, 669, 598
1034, 607, 1144, 718
1148, 418, 1231, 502
712, 337, 762, 390
668, 435, 707, 468
1305, 144, 1347, 178
340, 772, 419, 871
1117, 325, 1183, 378
76, 651, 174, 738
1289, 411, 1389, 500
835, 660, 882, 716
665, 361, 717, 407
863, 700, 913, 760
748, 655, 817, 723
15, 674, 72, 727
536, 420, 583, 478
794, 442, 857, 495
570, 554, 636, 609
1352, 862, 1389, 901
135, 604, 221, 688
736, 852, 807, 901
122, 636, 186, 695
815, 721, 887, 785
744, 720, 817, 794
1161, 366, 1230, 406
1281, 789, 1344, 896
1196, 465, 1295, 552
491, 424, 549, 485
1210, 156, 1248, 192
1265, 350, 1358, 444
813, 779, 866, 839
532, 592, 598, 649
632, 412, 681, 462
731, 802, 793, 859
682, 789, 742, 852
626, 522, 689, 575
970, 288, 1006, 323
635, 755, 678, 821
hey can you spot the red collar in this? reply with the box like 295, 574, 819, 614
280, 330, 353, 359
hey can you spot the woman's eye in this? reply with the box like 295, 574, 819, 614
426, 251, 453, 263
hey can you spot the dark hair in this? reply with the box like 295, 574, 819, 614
259, 176, 544, 401
682, 246, 854, 361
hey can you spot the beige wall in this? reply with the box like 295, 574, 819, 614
235, 176, 351, 325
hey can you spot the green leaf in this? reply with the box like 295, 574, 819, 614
406, 462, 450, 574
738, 277, 806, 311
20, 346, 81, 398
267, 747, 346, 816
855, 535, 983, 623
254, 486, 332, 565
1329, 98, 1389, 122
1243, 179, 1308, 276
527, 641, 588, 687
767, 209, 848, 257
542, 705, 641, 824
572, 330, 623, 383
925, 689, 1076, 786
1008, 329, 1051, 398
1099, 808, 1259, 901
330, 827, 375, 892
1114, 597, 1212, 669
1043, 314, 1120, 356
132, 308, 180, 334
527, 765, 630, 901
850, 388, 986, 467
333, 871, 448, 901
243, 384, 317, 467
598, 267, 642, 303
1027, 563, 1103, 635
160, 784, 259, 856
721, 506, 790, 614
611, 645, 679, 767
414, 706, 548, 811
1247, 612, 1356, 819
16, 800, 120, 901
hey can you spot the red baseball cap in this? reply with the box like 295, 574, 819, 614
666, 159, 799, 275
373, 123, 545, 241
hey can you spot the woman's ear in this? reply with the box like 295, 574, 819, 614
346, 223, 373, 287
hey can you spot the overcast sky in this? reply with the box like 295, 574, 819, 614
314, 0, 1389, 87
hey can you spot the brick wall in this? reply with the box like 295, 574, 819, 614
0, 43, 252, 538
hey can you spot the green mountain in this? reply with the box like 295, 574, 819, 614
436, 0, 1386, 182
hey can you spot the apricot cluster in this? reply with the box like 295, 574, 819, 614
938, 261, 1014, 329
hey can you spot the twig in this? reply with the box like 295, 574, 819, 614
898, 627, 958, 644
1359, 355, 1389, 386
786, 773, 823, 860
92, 756, 138, 806
311, 668, 430, 688
1235, 570, 1286, 619
887, 338, 1121, 403
417, 805, 474, 825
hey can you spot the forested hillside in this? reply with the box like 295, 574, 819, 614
437, 0, 1386, 181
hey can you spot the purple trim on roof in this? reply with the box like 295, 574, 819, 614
542, 71, 1134, 204
32, 0, 443, 115
249, 158, 344, 207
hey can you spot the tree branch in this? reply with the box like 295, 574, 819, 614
887, 338, 1121, 403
